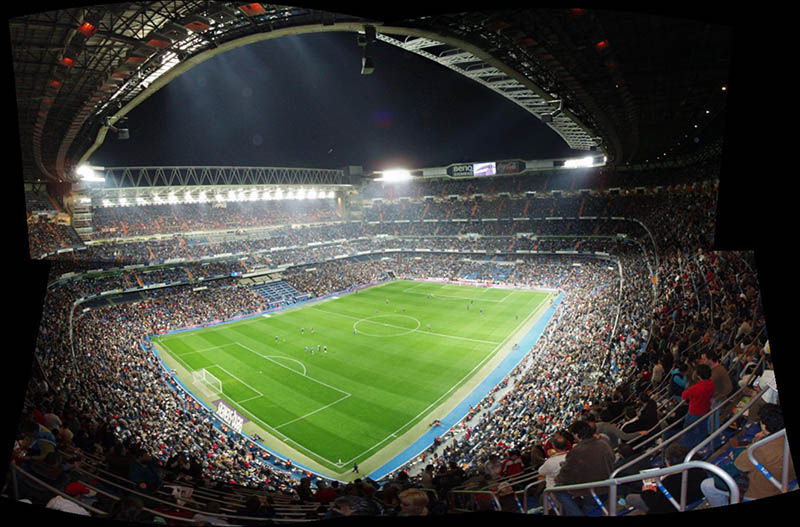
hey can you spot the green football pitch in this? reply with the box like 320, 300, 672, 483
152, 280, 551, 477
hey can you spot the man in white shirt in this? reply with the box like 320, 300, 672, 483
538, 435, 569, 488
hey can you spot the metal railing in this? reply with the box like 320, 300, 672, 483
7, 463, 109, 517
745, 429, 795, 493
541, 460, 739, 515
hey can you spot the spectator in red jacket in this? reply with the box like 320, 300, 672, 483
501, 449, 524, 478
680, 363, 714, 450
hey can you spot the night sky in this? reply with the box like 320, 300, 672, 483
88, 31, 581, 172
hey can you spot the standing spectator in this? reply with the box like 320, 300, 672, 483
702, 349, 733, 450
680, 364, 714, 450
740, 345, 778, 424
553, 420, 616, 516
668, 362, 689, 402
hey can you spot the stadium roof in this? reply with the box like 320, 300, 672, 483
11, 4, 731, 184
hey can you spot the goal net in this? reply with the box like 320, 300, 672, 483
192, 369, 223, 396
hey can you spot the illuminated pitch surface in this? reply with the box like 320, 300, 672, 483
153, 280, 550, 475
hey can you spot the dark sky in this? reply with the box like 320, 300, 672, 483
89, 31, 581, 172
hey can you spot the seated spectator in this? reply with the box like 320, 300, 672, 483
128, 447, 162, 493
624, 443, 706, 514
398, 488, 430, 516
553, 420, 616, 516
326, 495, 383, 518
501, 449, 525, 478
296, 476, 314, 502
484, 454, 502, 480
538, 435, 569, 489
314, 479, 339, 504
701, 403, 795, 507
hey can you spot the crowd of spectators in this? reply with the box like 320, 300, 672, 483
14, 157, 787, 518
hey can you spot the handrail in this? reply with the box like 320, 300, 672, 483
521, 477, 547, 511
745, 429, 793, 493
610, 384, 766, 480
684, 383, 769, 463
448, 489, 501, 512
8, 463, 109, 516
74, 465, 315, 523
542, 460, 739, 515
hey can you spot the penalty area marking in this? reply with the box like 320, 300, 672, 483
353, 314, 421, 337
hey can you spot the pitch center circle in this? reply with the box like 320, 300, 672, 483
353, 314, 421, 337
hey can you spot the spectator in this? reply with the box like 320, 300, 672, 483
701, 403, 795, 507
398, 488, 430, 516
680, 363, 714, 450
553, 420, 616, 516
538, 435, 569, 489
313, 479, 339, 505
702, 349, 733, 450
587, 413, 647, 449
624, 443, 706, 514
500, 449, 524, 478
128, 447, 162, 493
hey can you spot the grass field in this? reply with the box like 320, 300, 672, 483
152, 280, 551, 476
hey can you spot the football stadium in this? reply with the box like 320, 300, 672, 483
8, 3, 794, 523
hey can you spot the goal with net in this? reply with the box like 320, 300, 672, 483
192, 368, 223, 395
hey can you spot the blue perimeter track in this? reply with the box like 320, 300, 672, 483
368, 292, 563, 480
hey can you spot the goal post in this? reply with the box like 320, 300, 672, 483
192, 368, 223, 395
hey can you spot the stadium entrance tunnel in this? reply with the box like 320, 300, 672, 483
353, 314, 421, 337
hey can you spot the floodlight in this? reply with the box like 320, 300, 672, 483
76, 164, 105, 182
216, 194, 224, 202
250, 189, 259, 201
380, 169, 412, 182
564, 157, 595, 169
327, 190, 335, 198
119, 198, 128, 206
286, 190, 295, 199
297, 188, 306, 200
275, 189, 284, 200
184, 191, 193, 202
307, 189, 317, 199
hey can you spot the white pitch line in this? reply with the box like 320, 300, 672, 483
274, 393, 351, 430
178, 342, 239, 357
339, 292, 552, 465
213, 365, 265, 400
311, 307, 502, 345
239, 394, 264, 404
236, 342, 351, 397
